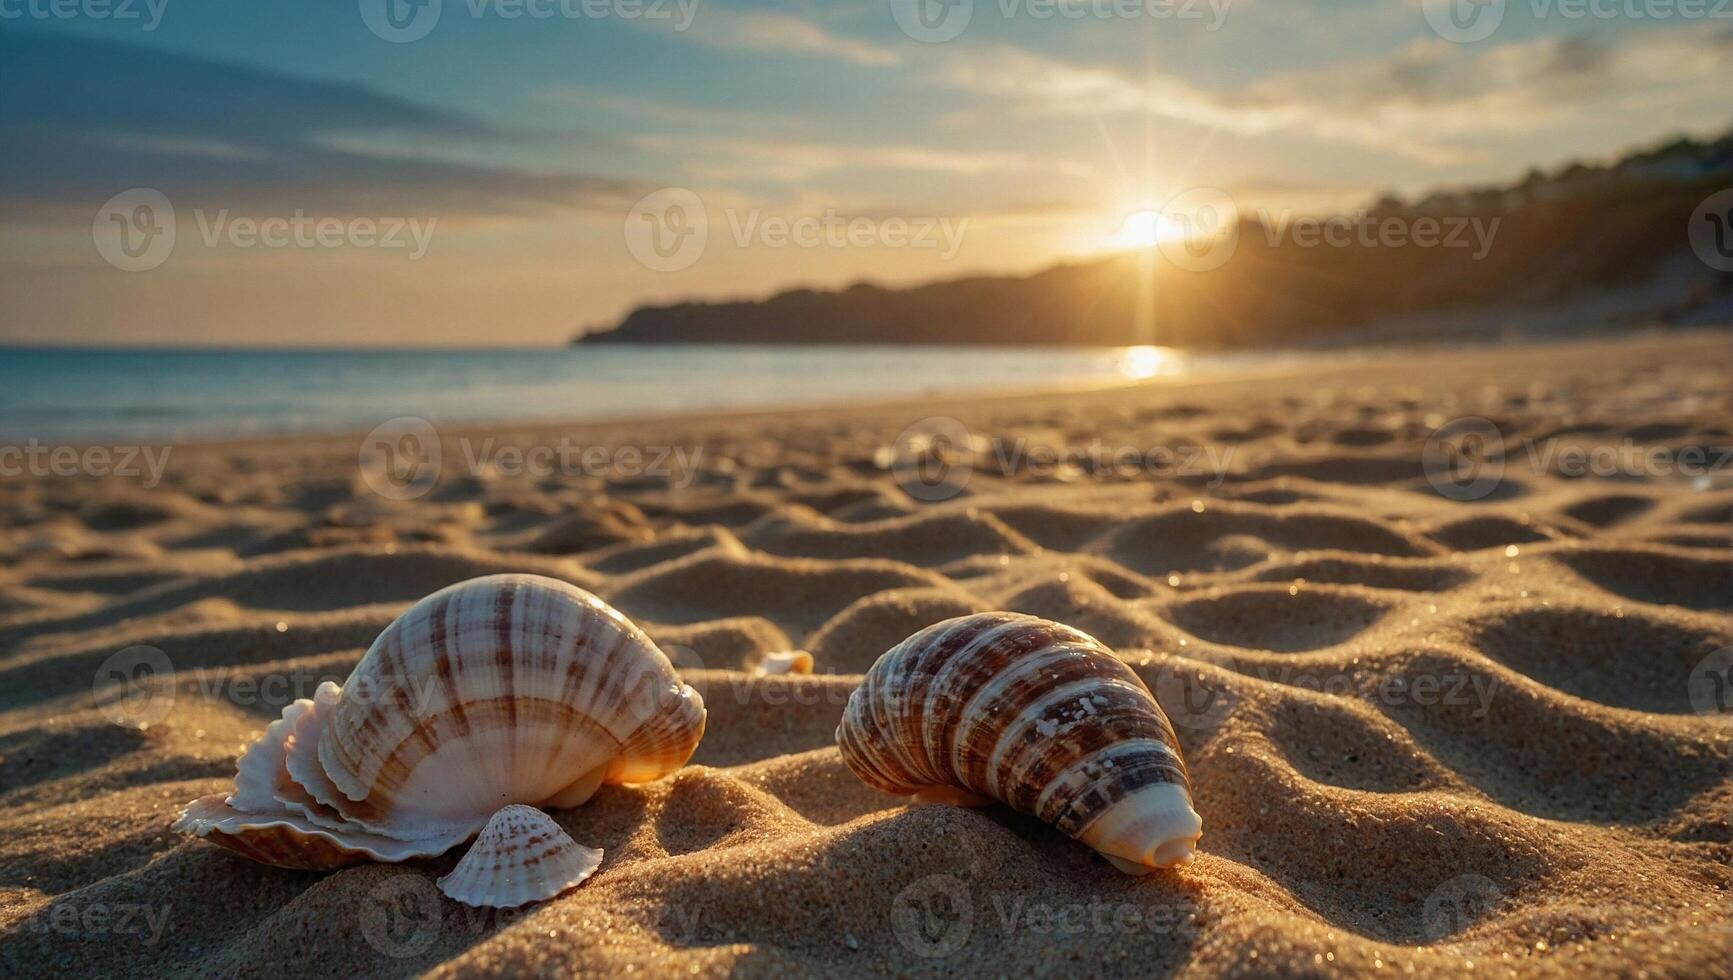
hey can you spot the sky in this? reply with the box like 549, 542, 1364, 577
0, 0, 1729, 347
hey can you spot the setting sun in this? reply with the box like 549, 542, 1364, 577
1114, 209, 1180, 249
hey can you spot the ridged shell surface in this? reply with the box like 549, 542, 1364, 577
174, 573, 705, 868
313, 573, 706, 842
437, 805, 603, 908
836, 612, 1202, 873
172, 795, 466, 870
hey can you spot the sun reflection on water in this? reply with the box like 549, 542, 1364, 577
1116, 345, 1183, 380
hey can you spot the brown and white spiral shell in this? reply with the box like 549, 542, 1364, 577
174, 573, 705, 870
835, 612, 1202, 874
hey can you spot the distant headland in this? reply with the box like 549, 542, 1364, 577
578, 130, 1733, 349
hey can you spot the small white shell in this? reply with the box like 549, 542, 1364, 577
752, 650, 814, 677
437, 805, 602, 908
836, 612, 1203, 874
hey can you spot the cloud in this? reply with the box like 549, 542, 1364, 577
931, 25, 1733, 164
681, 9, 900, 66
0, 32, 643, 220
543, 86, 814, 133
630, 133, 1096, 182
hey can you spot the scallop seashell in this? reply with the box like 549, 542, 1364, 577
174, 574, 706, 868
172, 795, 468, 870
437, 805, 603, 908
226, 697, 314, 816
835, 612, 1202, 874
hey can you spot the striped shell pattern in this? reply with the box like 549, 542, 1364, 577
437, 805, 604, 909
174, 574, 705, 874
836, 612, 1202, 874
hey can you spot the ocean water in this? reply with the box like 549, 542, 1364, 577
0, 345, 1272, 443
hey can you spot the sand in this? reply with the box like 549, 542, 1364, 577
1, 332, 1729, 978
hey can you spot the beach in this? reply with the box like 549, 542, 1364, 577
1, 330, 1729, 977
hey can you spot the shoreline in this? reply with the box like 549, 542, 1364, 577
35, 325, 1726, 455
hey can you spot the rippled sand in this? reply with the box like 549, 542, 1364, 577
1, 332, 1729, 977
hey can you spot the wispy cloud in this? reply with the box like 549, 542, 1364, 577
543, 86, 814, 133
0, 32, 642, 219
932, 26, 1733, 164
631, 133, 1096, 182
681, 9, 900, 66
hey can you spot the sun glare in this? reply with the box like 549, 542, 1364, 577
1115, 209, 1180, 249
1116, 345, 1180, 380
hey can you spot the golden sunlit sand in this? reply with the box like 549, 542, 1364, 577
0, 332, 1729, 977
